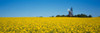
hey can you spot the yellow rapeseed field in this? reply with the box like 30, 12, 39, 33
0, 17, 100, 33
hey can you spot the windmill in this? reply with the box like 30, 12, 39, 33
67, 7, 73, 17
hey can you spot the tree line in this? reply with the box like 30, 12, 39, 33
51, 14, 92, 17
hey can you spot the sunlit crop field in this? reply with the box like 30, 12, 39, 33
0, 17, 100, 33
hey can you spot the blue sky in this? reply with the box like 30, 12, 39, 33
0, 0, 100, 17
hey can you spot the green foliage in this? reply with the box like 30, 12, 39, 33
74, 14, 88, 17
61, 15, 65, 17
51, 16, 54, 17
56, 14, 92, 17
88, 15, 92, 17
56, 15, 61, 17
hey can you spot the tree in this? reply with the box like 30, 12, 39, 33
55, 14, 92, 17
40, 16, 43, 17
51, 16, 54, 17
80, 14, 87, 17
74, 14, 88, 17
61, 15, 65, 17
65, 15, 70, 17
88, 15, 92, 17
56, 15, 61, 17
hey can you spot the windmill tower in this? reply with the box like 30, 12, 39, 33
67, 7, 73, 17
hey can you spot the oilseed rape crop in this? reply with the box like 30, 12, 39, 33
0, 17, 100, 33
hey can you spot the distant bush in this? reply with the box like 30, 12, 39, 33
73, 14, 87, 17
88, 15, 92, 17
51, 16, 54, 17
56, 15, 61, 17
55, 14, 92, 17
40, 16, 43, 17
73, 14, 92, 17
